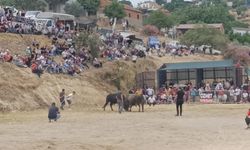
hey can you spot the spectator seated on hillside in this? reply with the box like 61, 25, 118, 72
132, 55, 137, 63
93, 58, 102, 68
31, 61, 43, 78
3, 49, 13, 62
12, 54, 27, 68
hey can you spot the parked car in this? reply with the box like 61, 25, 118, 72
198, 45, 222, 55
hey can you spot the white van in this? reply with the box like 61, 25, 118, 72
25, 11, 41, 19
34, 18, 55, 34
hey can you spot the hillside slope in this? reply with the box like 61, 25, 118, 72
0, 33, 223, 112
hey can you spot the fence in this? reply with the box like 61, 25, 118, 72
136, 71, 156, 89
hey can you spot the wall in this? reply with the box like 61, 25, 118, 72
125, 9, 143, 28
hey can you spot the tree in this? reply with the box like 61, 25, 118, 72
0, 0, 15, 6
144, 10, 174, 29
76, 32, 102, 58
236, 6, 247, 16
45, 0, 68, 12
64, 1, 85, 18
1, 0, 47, 11
156, 0, 166, 5
180, 27, 229, 50
172, 4, 248, 33
119, 0, 132, 6
77, 0, 100, 16
232, 0, 245, 8
224, 44, 250, 66
104, 0, 126, 31
164, 0, 191, 12
143, 25, 160, 36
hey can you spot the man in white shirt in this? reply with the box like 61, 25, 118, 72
66, 91, 76, 108
148, 95, 156, 106
234, 87, 241, 103
146, 87, 154, 97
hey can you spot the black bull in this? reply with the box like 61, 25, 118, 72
102, 93, 128, 111
103, 93, 145, 112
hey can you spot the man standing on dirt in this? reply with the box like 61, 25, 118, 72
116, 92, 124, 114
176, 87, 185, 116
59, 89, 65, 110
66, 91, 76, 108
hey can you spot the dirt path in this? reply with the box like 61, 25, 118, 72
0, 104, 250, 150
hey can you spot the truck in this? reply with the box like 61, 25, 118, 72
33, 12, 75, 34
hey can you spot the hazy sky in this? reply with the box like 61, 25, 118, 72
129, 0, 155, 7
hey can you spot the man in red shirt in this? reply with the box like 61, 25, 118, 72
245, 108, 250, 129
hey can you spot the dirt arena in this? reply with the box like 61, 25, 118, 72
0, 104, 249, 150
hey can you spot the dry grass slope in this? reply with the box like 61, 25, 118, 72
0, 33, 223, 112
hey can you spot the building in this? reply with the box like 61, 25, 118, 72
138, 1, 162, 11
175, 23, 224, 36
97, 1, 143, 28
124, 4, 143, 28
99, 0, 112, 12
157, 60, 247, 88
232, 27, 250, 35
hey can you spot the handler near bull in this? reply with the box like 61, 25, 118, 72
103, 91, 128, 112
116, 92, 125, 114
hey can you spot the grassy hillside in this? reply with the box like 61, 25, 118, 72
0, 33, 223, 112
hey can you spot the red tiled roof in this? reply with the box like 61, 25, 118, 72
123, 4, 142, 13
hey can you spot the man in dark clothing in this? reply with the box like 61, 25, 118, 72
176, 88, 185, 116
48, 102, 60, 122
59, 89, 65, 110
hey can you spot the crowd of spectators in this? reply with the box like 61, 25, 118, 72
0, 36, 103, 77
99, 32, 146, 63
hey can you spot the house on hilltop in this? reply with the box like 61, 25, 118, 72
232, 27, 250, 35
123, 4, 143, 28
175, 23, 224, 36
138, 1, 162, 11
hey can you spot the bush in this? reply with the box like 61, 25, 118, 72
75, 32, 102, 58
224, 44, 250, 65
143, 25, 160, 36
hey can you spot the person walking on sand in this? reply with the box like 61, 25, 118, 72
48, 102, 60, 122
66, 91, 76, 108
176, 87, 185, 116
245, 108, 250, 129
59, 89, 65, 110
116, 92, 124, 114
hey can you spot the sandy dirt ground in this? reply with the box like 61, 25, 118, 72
0, 104, 250, 150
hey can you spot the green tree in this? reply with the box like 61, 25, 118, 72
2, 0, 47, 11
64, 1, 85, 17
77, 0, 100, 16
119, 0, 132, 6
172, 4, 248, 33
236, 5, 247, 16
0, 0, 15, 6
232, 0, 245, 8
104, 0, 126, 31
144, 10, 174, 29
180, 27, 229, 50
156, 0, 166, 5
76, 32, 102, 58
164, 0, 191, 12
45, 0, 68, 12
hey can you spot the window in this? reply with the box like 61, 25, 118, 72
137, 14, 140, 19
128, 13, 131, 17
